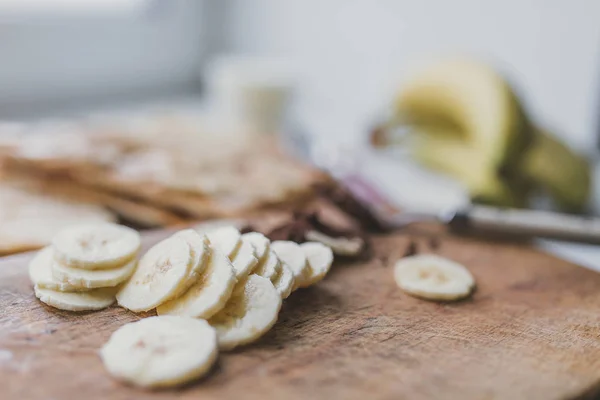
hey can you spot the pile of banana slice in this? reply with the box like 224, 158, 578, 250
28, 223, 334, 388
29, 223, 141, 311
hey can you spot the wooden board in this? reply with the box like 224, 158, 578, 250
1, 229, 600, 400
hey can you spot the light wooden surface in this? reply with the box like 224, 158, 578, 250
1, 229, 600, 399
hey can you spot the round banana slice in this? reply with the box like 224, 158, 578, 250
28, 247, 82, 292
305, 230, 364, 256
53, 223, 140, 270
393, 254, 475, 301
206, 226, 241, 258
100, 316, 218, 388
229, 238, 258, 279
252, 250, 281, 282
242, 232, 270, 262
173, 229, 210, 279
156, 248, 236, 319
51, 258, 137, 289
297, 242, 334, 288
34, 285, 115, 311
209, 274, 281, 351
272, 263, 294, 299
271, 241, 309, 289
116, 236, 192, 312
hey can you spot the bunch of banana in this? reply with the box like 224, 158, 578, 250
372, 59, 590, 212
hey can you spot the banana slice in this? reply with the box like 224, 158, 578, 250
28, 247, 82, 292
172, 229, 210, 279
52, 223, 140, 270
100, 316, 218, 388
305, 230, 364, 256
298, 242, 334, 288
229, 238, 258, 279
116, 236, 192, 312
51, 258, 137, 289
252, 250, 281, 282
34, 285, 115, 311
156, 248, 236, 319
393, 254, 475, 301
271, 241, 309, 290
242, 232, 270, 262
272, 263, 294, 299
209, 274, 281, 351
206, 226, 241, 258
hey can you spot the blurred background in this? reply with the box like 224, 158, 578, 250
0, 0, 599, 265
1, 1, 598, 144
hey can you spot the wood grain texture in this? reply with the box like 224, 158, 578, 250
1, 229, 600, 400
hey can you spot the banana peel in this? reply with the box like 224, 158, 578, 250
376, 58, 590, 212
411, 133, 530, 207
395, 59, 534, 173
523, 129, 591, 212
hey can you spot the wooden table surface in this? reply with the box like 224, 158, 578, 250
1, 229, 600, 400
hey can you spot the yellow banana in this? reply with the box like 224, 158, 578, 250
395, 59, 533, 173
376, 58, 590, 211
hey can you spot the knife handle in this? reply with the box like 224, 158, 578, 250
448, 205, 600, 244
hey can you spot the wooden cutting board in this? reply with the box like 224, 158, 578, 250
1, 228, 600, 400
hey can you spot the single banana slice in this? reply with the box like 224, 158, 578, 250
172, 229, 210, 279
229, 238, 258, 279
394, 254, 475, 301
298, 242, 334, 288
157, 248, 236, 319
206, 226, 241, 258
252, 250, 281, 282
53, 223, 140, 270
34, 285, 115, 311
116, 236, 192, 312
51, 258, 137, 289
305, 230, 364, 256
242, 232, 270, 262
272, 263, 294, 299
100, 316, 218, 388
28, 247, 82, 292
271, 241, 309, 290
209, 274, 281, 351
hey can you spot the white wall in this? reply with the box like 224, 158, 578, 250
0, 0, 205, 115
221, 0, 600, 151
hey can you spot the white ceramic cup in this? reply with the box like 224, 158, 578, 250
205, 56, 295, 134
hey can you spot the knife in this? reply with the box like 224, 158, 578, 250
284, 128, 600, 244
